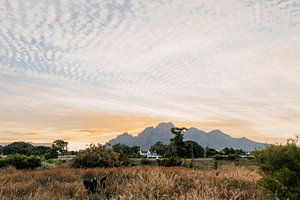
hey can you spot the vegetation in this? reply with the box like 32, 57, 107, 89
150, 141, 170, 157
149, 127, 205, 159
52, 139, 69, 155
254, 136, 300, 200
222, 147, 246, 156
0, 154, 41, 169
112, 143, 140, 158
0, 166, 270, 200
71, 144, 130, 168
157, 156, 182, 167
0, 140, 71, 160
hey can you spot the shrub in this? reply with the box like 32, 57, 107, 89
214, 154, 237, 161
0, 158, 9, 168
254, 141, 300, 200
140, 158, 152, 165
8, 154, 42, 169
157, 156, 182, 167
44, 148, 59, 160
71, 144, 130, 168
0, 154, 41, 169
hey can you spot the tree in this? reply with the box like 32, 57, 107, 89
185, 141, 204, 158
0, 145, 3, 154
205, 147, 218, 157
254, 137, 300, 200
150, 142, 170, 157
52, 140, 68, 155
222, 147, 245, 156
44, 148, 59, 159
2, 142, 34, 155
112, 143, 140, 158
169, 127, 188, 157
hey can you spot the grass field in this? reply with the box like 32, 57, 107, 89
0, 165, 271, 200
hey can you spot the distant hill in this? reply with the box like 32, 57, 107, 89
0, 142, 52, 147
107, 122, 267, 151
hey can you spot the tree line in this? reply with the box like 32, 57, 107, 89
111, 127, 247, 159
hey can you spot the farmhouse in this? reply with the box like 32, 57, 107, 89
139, 150, 161, 159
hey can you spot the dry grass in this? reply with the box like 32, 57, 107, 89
0, 166, 270, 200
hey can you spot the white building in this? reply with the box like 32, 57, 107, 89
139, 150, 161, 159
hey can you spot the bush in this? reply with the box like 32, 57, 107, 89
254, 141, 300, 200
0, 154, 41, 169
157, 156, 182, 167
0, 158, 9, 168
44, 148, 59, 160
214, 154, 237, 161
140, 158, 152, 165
71, 144, 130, 168
9, 154, 42, 169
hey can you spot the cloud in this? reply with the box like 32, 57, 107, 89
0, 0, 300, 148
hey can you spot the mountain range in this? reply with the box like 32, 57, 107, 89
107, 122, 267, 151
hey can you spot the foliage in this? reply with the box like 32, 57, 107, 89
150, 142, 170, 157
185, 141, 205, 158
140, 158, 153, 165
205, 147, 218, 157
157, 156, 182, 167
112, 143, 140, 158
222, 147, 245, 156
0, 154, 41, 169
254, 138, 300, 200
169, 127, 188, 157
1, 142, 59, 159
71, 144, 130, 168
214, 154, 237, 161
0, 145, 3, 154
52, 139, 68, 155
2, 142, 35, 155
149, 127, 205, 159
44, 148, 59, 160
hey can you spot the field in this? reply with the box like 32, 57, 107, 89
0, 165, 271, 200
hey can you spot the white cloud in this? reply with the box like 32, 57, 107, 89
1, 0, 300, 141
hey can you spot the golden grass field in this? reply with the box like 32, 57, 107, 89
0, 166, 270, 200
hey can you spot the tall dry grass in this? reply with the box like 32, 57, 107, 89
0, 166, 270, 200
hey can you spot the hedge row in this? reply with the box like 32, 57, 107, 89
0, 154, 41, 169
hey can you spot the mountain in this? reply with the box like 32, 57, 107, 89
107, 122, 267, 151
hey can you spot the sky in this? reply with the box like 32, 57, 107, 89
1, 0, 300, 150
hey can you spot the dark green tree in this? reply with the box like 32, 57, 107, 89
0, 145, 3, 154
150, 141, 170, 157
52, 140, 68, 155
205, 147, 218, 157
2, 142, 34, 155
185, 141, 205, 158
169, 127, 188, 157
112, 143, 140, 158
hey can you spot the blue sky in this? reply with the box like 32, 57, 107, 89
1, 0, 300, 149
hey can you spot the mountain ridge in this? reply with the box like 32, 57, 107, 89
107, 122, 267, 151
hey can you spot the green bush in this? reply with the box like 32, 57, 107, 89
140, 158, 152, 165
71, 144, 130, 168
214, 154, 237, 161
0, 158, 9, 168
0, 154, 41, 169
157, 156, 182, 167
254, 141, 300, 200
44, 148, 59, 160
9, 154, 42, 169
